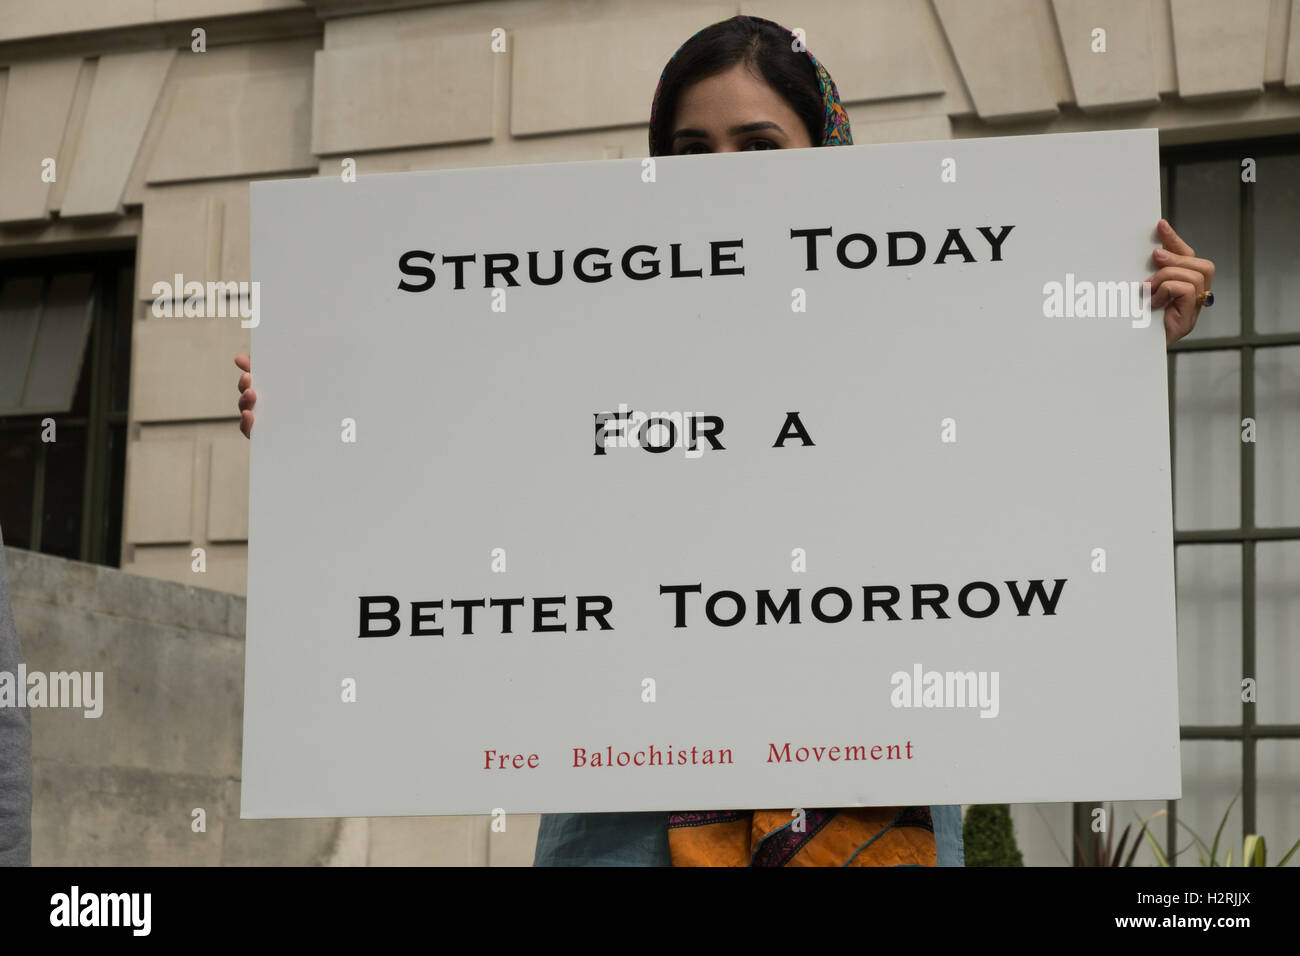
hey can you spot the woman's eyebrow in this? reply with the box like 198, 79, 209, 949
671, 121, 785, 142
728, 121, 784, 135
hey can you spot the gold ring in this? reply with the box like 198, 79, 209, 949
1197, 290, 1215, 307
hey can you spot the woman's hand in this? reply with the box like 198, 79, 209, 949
236, 354, 256, 438
1150, 219, 1214, 346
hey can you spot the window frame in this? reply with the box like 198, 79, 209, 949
0, 249, 134, 566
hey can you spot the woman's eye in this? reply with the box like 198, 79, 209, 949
676, 139, 779, 154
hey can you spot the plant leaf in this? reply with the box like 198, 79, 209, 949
1209, 791, 1240, 867
1142, 824, 1171, 867
1113, 824, 1133, 867
1124, 823, 1148, 867
1175, 817, 1213, 867
1243, 835, 1264, 867
1274, 837, 1300, 868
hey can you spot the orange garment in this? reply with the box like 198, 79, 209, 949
668, 806, 937, 867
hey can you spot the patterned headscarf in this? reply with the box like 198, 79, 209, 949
648, 15, 853, 156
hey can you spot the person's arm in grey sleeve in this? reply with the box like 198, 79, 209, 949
0, 527, 32, 865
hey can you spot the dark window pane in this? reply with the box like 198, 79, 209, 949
1174, 544, 1241, 725
0, 431, 36, 548
1171, 159, 1240, 335
102, 423, 126, 567
1254, 153, 1300, 334
111, 265, 134, 413
40, 424, 87, 560
1173, 350, 1240, 530
0, 277, 44, 414
1, 251, 132, 568
26, 273, 95, 415
68, 322, 94, 419
1257, 541, 1300, 725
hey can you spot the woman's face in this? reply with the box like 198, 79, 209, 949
669, 62, 815, 155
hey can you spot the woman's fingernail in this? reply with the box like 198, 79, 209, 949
1154, 248, 1168, 259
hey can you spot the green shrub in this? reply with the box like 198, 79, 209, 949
963, 804, 1024, 867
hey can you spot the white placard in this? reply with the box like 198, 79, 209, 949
242, 128, 1181, 818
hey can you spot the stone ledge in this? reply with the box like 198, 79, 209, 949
32, 760, 343, 865
5, 546, 245, 638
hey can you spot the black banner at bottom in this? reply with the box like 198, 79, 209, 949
0, 865, 1278, 940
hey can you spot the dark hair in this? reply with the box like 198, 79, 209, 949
650, 17, 824, 157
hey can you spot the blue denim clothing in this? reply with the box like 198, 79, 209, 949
533, 805, 964, 866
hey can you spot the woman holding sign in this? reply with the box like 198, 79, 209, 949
236, 14, 1215, 866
